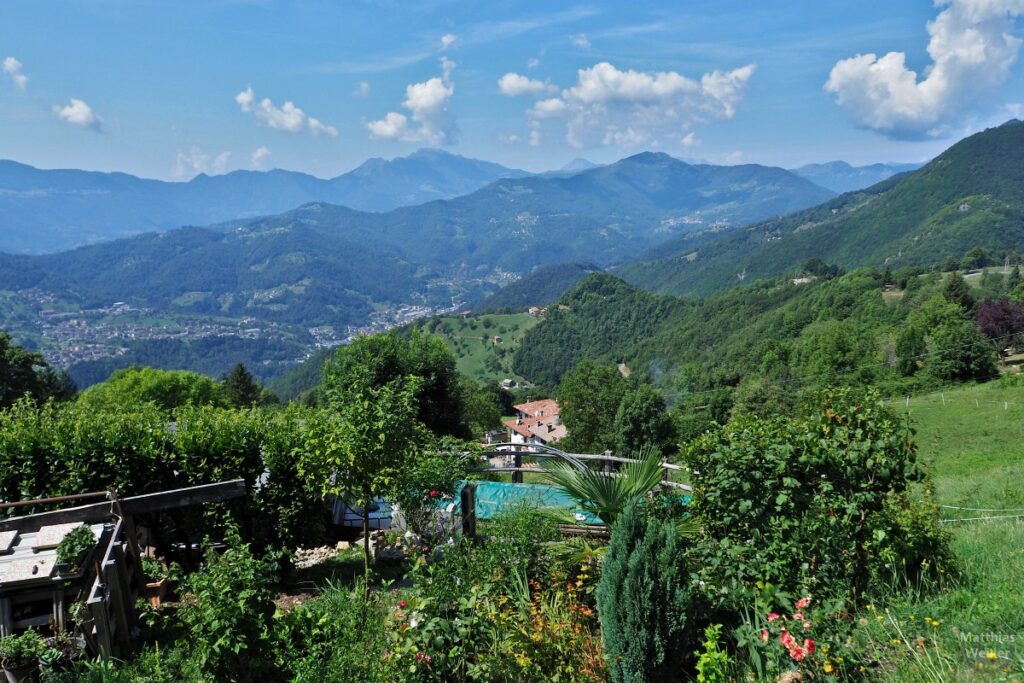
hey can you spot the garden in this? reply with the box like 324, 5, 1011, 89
0, 331, 1021, 681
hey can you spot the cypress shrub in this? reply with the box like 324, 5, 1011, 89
596, 500, 696, 683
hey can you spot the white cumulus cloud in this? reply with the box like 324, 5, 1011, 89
174, 147, 231, 179
251, 145, 272, 169
366, 59, 457, 145
3, 57, 28, 89
235, 86, 338, 138
498, 72, 558, 96
522, 61, 754, 149
825, 0, 1024, 138
52, 98, 103, 131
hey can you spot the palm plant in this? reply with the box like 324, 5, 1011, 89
542, 449, 666, 526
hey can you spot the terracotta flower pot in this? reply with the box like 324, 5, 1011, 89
145, 578, 169, 608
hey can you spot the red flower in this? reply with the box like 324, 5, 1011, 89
398, 600, 407, 609
760, 629, 769, 643
767, 612, 781, 622
789, 645, 806, 662
796, 596, 811, 610
804, 638, 815, 655
780, 631, 795, 648
429, 490, 438, 497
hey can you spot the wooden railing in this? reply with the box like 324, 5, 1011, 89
474, 442, 692, 492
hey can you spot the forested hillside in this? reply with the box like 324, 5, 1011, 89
513, 264, 1022, 414
619, 120, 1024, 297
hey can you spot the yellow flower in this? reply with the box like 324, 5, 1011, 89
986, 651, 998, 661
823, 661, 834, 673
892, 639, 901, 645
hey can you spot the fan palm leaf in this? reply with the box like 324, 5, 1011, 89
542, 450, 665, 525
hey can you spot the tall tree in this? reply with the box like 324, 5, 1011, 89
614, 384, 676, 455
223, 363, 263, 407
943, 272, 976, 312
975, 299, 1024, 354
77, 366, 229, 411
323, 331, 468, 438
557, 360, 629, 453
0, 332, 77, 407
306, 376, 428, 577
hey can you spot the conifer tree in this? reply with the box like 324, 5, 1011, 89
223, 363, 263, 407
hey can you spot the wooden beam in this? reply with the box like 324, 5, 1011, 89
0, 480, 247, 533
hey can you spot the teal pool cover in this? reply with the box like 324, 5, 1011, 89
449, 480, 602, 524
448, 480, 691, 525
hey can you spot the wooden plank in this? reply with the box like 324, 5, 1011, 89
0, 479, 247, 534
104, 561, 130, 646
88, 597, 113, 659
121, 479, 247, 516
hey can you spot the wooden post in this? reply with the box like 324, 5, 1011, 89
461, 483, 477, 542
512, 448, 523, 484
0, 597, 12, 637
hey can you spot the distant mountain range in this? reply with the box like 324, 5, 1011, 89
0, 153, 833, 316
0, 149, 529, 254
618, 119, 1024, 297
790, 160, 922, 194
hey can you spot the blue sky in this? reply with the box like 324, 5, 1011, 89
2, 0, 1022, 179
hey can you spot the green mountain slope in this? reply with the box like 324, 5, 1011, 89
474, 263, 602, 313
0, 221, 419, 327
619, 120, 1024, 297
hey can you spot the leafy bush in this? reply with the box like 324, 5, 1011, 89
388, 438, 470, 540
685, 387, 949, 605
177, 530, 279, 681
596, 500, 697, 683
276, 584, 394, 683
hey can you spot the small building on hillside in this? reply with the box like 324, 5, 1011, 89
503, 399, 567, 446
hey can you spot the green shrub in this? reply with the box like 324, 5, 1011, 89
596, 500, 697, 683
177, 530, 279, 681
694, 624, 730, 683
685, 387, 949, 604
277, 584, 394, 683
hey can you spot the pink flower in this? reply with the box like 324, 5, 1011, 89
767, 612, 781, 622
792, 611, 804, 621
789, 645, 806, 662
760, 629, 769, 643
796, 595, 811, 610
803, 621, 812, 629
398, 600, 407, 609
780, 631, 795, 648
429, 490, 438, 497
804, 638, 815, 655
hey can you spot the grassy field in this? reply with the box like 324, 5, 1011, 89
423, 313, 538, 385
866, 378, 1024, 681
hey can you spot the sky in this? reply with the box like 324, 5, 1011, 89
1, 0, 1023, 180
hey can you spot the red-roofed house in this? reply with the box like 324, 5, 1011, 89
502, 399, 567, 446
